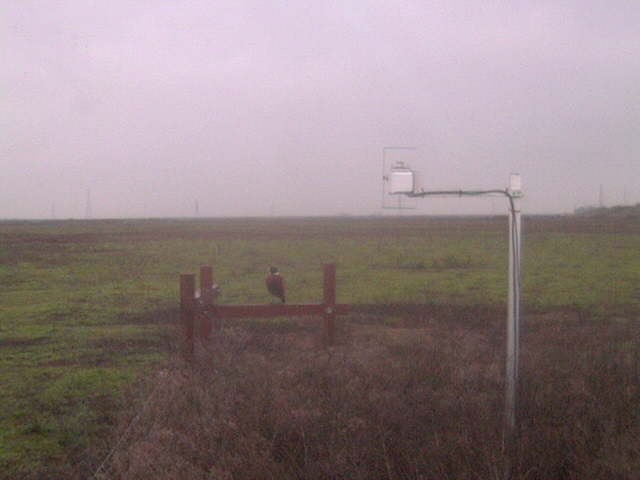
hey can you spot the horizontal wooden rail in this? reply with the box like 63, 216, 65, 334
201, 303, 349, 318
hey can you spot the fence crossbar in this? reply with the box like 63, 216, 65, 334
201, 303, 349, 318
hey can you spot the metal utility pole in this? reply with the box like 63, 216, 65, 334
504, 181, 522, 480
195, 199, 200, 217
389, 170, 523, 480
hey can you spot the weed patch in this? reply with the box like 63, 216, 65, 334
95, 314, 640, 480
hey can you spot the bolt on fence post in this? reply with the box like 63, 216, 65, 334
200, 266, 214, 339
180, 274, 196, 358
323, 264, 336, 345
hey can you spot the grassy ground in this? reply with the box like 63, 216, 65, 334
1, 215, 639, 478
103, 313, 640, 480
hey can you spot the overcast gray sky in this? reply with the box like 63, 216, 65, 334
2, 1, 639, 218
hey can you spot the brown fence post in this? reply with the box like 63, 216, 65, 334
180, 274, 196, 357
323, 264, 336, 345
200, 266, 214, 339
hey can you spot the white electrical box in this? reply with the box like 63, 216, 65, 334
509, 173, 522, 196
389, 163, 415, 194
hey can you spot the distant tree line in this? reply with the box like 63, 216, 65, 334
574, 203, 640, 218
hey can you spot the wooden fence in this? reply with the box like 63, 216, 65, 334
179, 264, 349, 355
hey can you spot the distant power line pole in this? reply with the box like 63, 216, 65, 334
598, 184, 604, 208
51, 202, 56, 219
194, 199, 199, 217
85, 189, 92, 219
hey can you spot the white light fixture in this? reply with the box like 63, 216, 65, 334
509, 173, 522, 196
389, 162, 415, 194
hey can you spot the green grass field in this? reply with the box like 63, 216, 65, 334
1, 216, 639, 478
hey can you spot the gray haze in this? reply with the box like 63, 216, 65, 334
2, 1, 639, 218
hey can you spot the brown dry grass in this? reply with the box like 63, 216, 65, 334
92, 311, 640, 480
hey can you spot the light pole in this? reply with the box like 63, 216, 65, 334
389, 167, 523, 480
504, 174, 522, 480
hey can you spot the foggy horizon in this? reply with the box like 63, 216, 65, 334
3, 1, 639, 219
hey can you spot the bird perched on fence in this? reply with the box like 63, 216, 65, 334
266, 266, 285, 303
